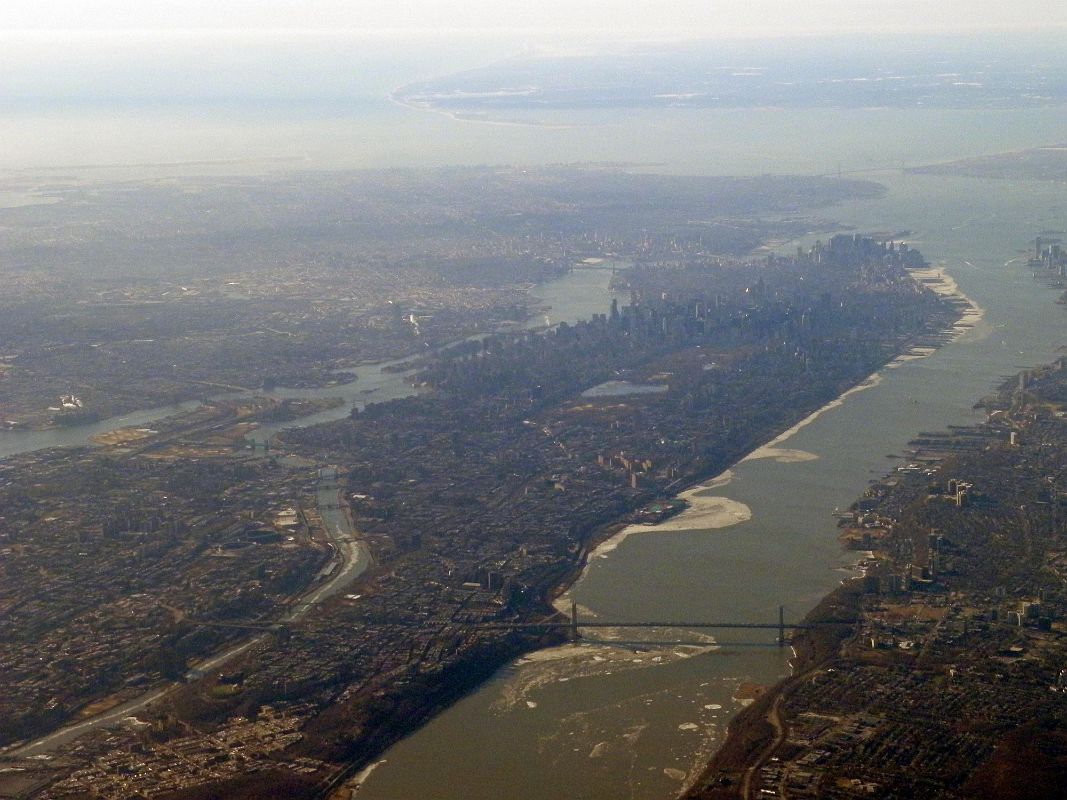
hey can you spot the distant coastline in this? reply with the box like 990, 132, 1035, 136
907, 144, 1067, 182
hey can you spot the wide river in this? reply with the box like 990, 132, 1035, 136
3, 93, 1067, 799
352, 113, 1067, 799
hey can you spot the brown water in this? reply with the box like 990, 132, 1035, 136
356, 177, 1067, 800
3, 60, 1066, 798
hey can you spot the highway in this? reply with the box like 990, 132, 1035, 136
5, 468, 369, 758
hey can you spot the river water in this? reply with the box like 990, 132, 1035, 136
353, 166, 1067, 798
0, 268, 625, 462
4, 94, 1067, 798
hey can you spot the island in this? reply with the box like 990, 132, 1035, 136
0, 232, 965, 799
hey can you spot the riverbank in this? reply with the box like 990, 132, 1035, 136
554, 286, 976, 613
572, 478, 752, 566
907, 265, 987, 341
539, 269, 970, 659
1, 240, 969, 798
680, 282, 1064, 800
683, 357, 1067, 796
305, 245, 971, 800
682, 583, 863, 799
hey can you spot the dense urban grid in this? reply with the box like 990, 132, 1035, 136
0, 396, 343, 747
0, 166, 875, 429
2, 19, 1065, 800
0, 230, 961, 799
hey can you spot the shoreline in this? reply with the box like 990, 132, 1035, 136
522, 265, 974, 794
678, 269, 992, 799
553, 272, 975, 604
551, 368, 891, 606
388, 92, 583, 130
3, 255, 969, 793
681, 582, 863, 799
681, 360, 1067, 798
907, 264, 986, 339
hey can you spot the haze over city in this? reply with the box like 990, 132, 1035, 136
2, 3, 1067, 800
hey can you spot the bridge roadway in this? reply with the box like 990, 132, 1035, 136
181, 609, 848, 651
182, 617, 835, 633
468, 620, 829, 631
457, 603, 851, 646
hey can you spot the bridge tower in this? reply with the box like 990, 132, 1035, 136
570, 601, 580, 641
777, 605, 786, 647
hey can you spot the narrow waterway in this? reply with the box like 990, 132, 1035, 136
355, 174, 1067, 800
0, 268, 625, 758
0, 269, 624, 462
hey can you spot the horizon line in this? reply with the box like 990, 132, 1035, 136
2, 24, 1066, 40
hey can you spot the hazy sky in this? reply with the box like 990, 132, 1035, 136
4, 0, 1066, 37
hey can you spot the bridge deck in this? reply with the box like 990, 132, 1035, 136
470, 620, 839, 630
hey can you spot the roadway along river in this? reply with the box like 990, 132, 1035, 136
0, 268, 624, 758
7, 461, 371, 758
5, 80, 1067, 800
